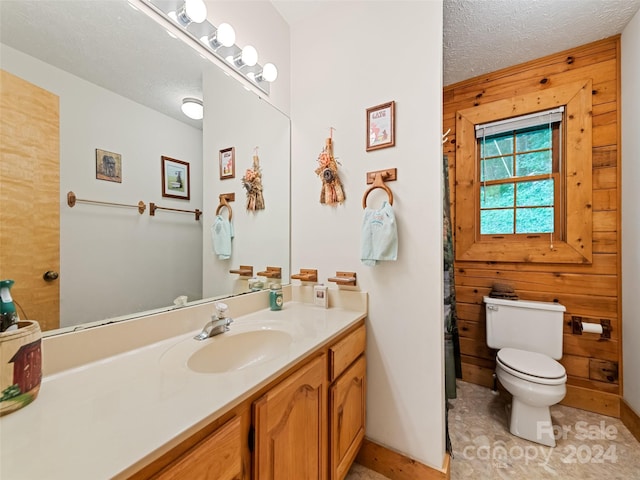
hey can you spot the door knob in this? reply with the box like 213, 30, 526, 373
43, 271, 59, 281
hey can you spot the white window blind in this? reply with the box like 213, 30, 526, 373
475, 106, 564, 139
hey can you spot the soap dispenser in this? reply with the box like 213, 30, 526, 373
0, 279, 19, 332
269, 283, 283, 311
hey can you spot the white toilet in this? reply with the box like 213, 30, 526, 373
484, 296, 567, 447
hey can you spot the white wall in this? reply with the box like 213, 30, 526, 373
622, 9, 640, 415
0, 45, 203, 327
290, 0, 445, 470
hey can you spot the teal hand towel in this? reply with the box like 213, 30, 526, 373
361, 201, 398, 266
211, 215, 234, 260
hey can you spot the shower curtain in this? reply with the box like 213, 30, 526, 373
443, 155, 461, 454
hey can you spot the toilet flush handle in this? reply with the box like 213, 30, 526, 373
487, 305, 499, 311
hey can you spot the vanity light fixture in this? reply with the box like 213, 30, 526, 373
201, 22, 236, 49
172, 0, 207, 26
140, 0, 277, 95
255, 63, 278, 83
234, 45, 258, 68
181, 97, 203, 120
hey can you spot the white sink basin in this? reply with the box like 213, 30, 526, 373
160, 326, 293, 374
188, 329, 292, 373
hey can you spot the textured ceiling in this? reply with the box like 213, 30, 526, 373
3, 1, 639, 120
443, 0, 640, 86
0, 0, 209, 129
273, 0, 640, 86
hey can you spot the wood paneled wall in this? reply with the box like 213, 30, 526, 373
443, 37, 622, 417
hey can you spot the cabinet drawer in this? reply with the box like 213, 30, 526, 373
329, 324, 366, 381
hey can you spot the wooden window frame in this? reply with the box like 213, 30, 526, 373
455, 80, 593, 264
477, 122, 563, 240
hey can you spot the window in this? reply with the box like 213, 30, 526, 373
454, 81, 593, 264
476, 108, 563, 239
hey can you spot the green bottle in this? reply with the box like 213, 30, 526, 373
0, 279, 19, 332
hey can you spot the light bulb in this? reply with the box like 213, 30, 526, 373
261, 63, 278, 82
176, 0, 207, 26
216, 23, 236, 47
203, 23, 236, 50
181, 98, 203, 120
240, 45, 258, 67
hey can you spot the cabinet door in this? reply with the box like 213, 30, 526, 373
329, 356, 366, 480
155, 416, 244, 480
253, 354, 327, 480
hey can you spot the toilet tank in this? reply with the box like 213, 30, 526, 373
484, 296, 566, 359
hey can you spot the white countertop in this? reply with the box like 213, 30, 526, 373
0, 296, 366, 479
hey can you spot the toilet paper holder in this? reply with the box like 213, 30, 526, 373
571, 316, 611, 339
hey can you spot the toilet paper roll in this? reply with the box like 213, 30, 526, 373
582, 322, 603, 334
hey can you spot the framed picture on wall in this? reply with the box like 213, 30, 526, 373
95, 148, 122, 183
219, 147, 235, 179
366, 101, 395, 151
161, 156, 190, 200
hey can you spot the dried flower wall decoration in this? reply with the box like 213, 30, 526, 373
241, 148, 265, 211
315, 133, 345, 205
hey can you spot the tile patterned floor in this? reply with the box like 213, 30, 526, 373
449, 380, 640, 479
345, 380, 640, 479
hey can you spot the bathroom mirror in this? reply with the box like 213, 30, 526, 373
0, 0, 290, 334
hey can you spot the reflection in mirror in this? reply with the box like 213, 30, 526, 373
0, 0, 290, 335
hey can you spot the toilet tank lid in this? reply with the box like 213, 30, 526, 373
483, 296, 566, 312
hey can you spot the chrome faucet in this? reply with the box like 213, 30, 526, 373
194, 302, 233, 340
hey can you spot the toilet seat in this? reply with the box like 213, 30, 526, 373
497, 348, 566, 386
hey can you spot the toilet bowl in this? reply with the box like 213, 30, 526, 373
495, 348, 566, 446
484, 296, 567, 447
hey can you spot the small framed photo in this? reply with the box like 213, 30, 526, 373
95, 148, 122, 183
366, 101, 395, 151
161, 156, 190, 200
219, 147, 235, 179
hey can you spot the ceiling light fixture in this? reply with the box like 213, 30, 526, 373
181, 97, 203, 120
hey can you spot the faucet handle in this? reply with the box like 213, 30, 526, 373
215, 302, 229, 318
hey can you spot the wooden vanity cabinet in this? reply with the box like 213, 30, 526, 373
253, 353, 327, 480
251, 323, 366, 480
135, 320, 366, 480
328, 325, 366, 480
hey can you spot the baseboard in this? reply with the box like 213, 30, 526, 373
355, 438, 450, 480
560, 384, 620, 417
620, 399, 640, 443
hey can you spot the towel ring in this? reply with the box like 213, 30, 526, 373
362, 173, 394, 208
216, 199, 233, 221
